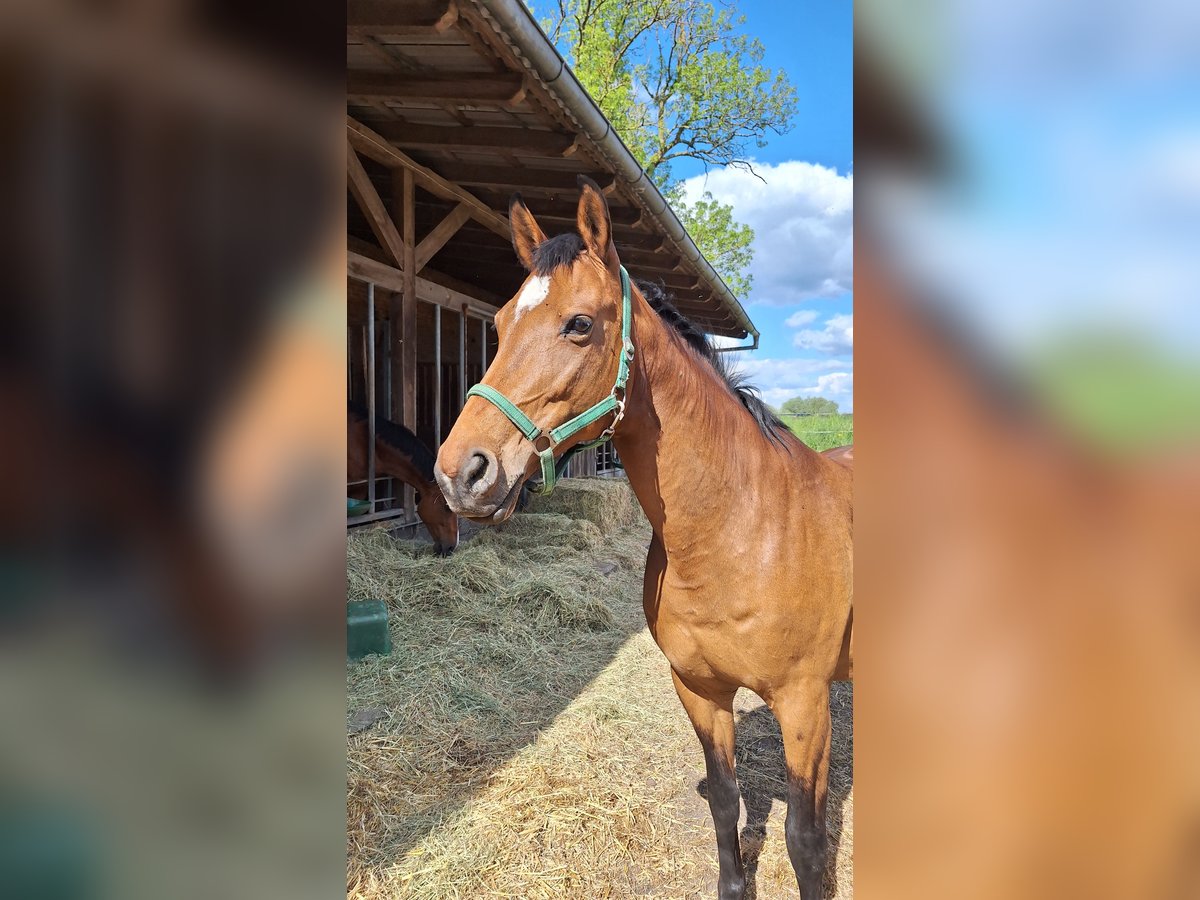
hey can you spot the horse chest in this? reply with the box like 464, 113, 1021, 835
648, 575, 765, 686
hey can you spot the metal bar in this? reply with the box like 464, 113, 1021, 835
480, 316, 487, 373
383, 317, 392, 426
712, 332, 760, 352
433, 303, 442, 449
459, 304, 467, 408
366, 282, 377, 514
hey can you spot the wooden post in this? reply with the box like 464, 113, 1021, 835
401, 168, 417, 521
366, 283, 377, 513
459, 304, 467, 410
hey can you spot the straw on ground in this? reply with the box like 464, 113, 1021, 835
348, 478, 852, 899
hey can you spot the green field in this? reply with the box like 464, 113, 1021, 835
781, 413, 854, 452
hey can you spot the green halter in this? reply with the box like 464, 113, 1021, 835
466, 266, 634, 495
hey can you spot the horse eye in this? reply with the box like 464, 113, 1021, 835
564, 316, 592, 335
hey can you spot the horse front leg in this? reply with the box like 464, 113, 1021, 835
671, 670, 746, 900
774, 679, 833, 899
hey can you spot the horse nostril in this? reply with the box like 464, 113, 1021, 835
462, 449, 495, 492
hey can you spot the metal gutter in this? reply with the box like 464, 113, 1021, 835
473, 0, 759, 342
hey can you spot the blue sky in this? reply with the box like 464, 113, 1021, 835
529, 0, 854, 411
860, 0, 1200, 364
673, 0, 854, 411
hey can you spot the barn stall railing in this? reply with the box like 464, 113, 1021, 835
347, 272, 497, 529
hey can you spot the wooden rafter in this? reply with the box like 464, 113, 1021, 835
414, 202, 472, 272
346, 144, 405, 266
370, 122, 575, 157
467, 191, 643, 228
430, 163, 613, 193
347, 73, 524, 104
348, 116, 511, 239
348, 0, 458, 35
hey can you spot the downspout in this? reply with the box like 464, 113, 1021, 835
714, 333, 759, 352
475, 0, 760, 344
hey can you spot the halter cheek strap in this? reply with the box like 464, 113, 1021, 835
466, 266, 634, 495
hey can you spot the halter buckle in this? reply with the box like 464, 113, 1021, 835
599, 388, 627, 441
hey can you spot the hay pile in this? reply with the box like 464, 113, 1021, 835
347, 477, 853, 899
348, 481, 653, 889
524, 476, 640, 535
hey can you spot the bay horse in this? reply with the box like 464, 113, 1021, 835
348, 406, 459, 555
435, 177, 853, 899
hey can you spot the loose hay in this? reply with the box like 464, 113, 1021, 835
347, 478, 853, 899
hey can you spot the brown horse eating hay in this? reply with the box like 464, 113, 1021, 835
348, 406, 459, 555
435, 178, 853, 899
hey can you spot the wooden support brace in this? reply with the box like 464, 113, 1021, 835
348, 116, 511, 240
347, 144, 406, 266
414, 202, 472, 272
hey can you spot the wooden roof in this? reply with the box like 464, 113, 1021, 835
347, 0, 755, 338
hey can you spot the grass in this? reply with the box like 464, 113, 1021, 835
347, 478, 853, 899
1027, 332, 1200, 454
780, 414, 854, 453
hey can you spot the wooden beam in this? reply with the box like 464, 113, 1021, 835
347, 144, 406, 266
414, 202, 472, 272
431, 163, 613, 192
348, 0, 458, 35
655, 273, 702, 290
347, 73, 524, 104
348, 251, 497, 318
349, 236, 508, 308
421, 266, 507, 310
467, 190, 643, 227
369, 122, 575, 156
348, 116, 510, 239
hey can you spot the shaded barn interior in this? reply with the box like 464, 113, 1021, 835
346, 0, 758, 527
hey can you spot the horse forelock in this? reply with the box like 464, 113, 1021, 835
530, 233, 586, 276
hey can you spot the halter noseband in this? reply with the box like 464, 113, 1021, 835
465, 266, 634, 496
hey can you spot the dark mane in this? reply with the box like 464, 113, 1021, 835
525, 233, 792, 448
635, 279, 792, 449
348, 403, 438, 482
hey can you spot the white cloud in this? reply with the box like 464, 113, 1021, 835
679, 161, 853, 304
784, 309, 820, 327
806, 372, 854, 401
729, 357, 853, 411
792, 313, 853, 353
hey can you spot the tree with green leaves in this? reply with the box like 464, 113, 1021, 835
539, 0, 797, 299
781, 396, 840, 416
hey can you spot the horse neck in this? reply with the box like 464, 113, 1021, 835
374, 439, 434, 493
612, 296, 791, 537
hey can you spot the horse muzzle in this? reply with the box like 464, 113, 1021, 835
434, 448, 524, 524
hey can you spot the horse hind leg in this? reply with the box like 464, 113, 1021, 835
671, 671, 746, 900
774, 680, 834, 899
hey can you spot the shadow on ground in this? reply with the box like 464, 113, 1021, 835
698, 683, 854, 899
346, 509, 654, 888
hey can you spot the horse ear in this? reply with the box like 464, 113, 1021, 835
508, 193, 545, 271
576, 175, 614, 263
